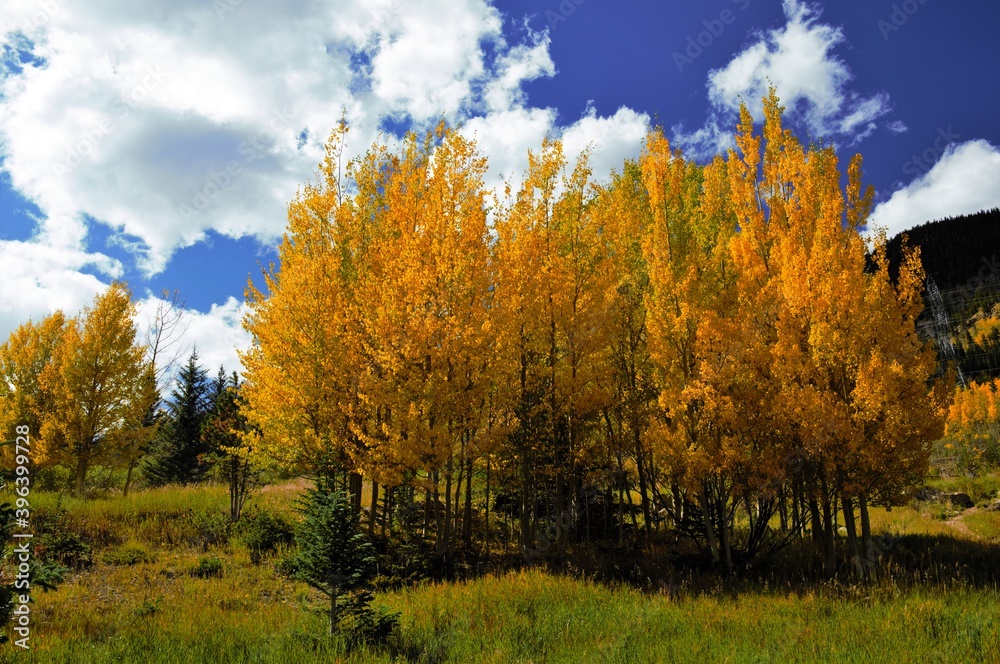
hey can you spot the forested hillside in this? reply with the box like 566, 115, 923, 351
885, 208, 1000, 291
886, 208, 1000, 382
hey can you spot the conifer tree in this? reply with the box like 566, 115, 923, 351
145, 350, 210, 486
292, 486, 376, 635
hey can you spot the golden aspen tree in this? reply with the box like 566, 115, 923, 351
592, 162, 658, 544
641, 128, 753, 569
493, 137, 614, 555
846, 239, 948, 571
0, 312, 66, 459
38, 282, 156, 498
347, 123, 496, 552
241, 120, 359, 492
944, 378, 1000, 474
726, 89, 946, 575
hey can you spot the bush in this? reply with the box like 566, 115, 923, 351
188, 509, 232, 552
190, 556, 224, 578
102, 542, 156, 566
370, 534, 433, 591
237, 508, 295, 564
338, 591, 400, 648
34, 504, 93, 571
274, 551, 300, 578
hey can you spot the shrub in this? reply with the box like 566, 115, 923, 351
238, 508, 295, 564
337, 589, 400, 647
188, 509, 232, 552
291, 486, 377, 638
190, 556, 224, 578
34, 504, 93, 571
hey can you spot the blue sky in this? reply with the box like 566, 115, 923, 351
1, 0, 998, 374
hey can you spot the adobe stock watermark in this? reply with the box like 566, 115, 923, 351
18, 0, 68, 33
368, 0, 402, 33
878, 0, 932, 41
214, 0, 244, 20
673, 0, 752, 74
178, 108, 294, 222
51, 65, 166, 179
10, 424, 34, 650
889, 126, 959, 192
545, 0, 587, 32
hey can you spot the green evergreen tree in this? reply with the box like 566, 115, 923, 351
144, 350, 210, 485
292, 485, 377, 635
202, 366, 257, 522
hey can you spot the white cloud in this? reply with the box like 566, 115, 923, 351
0, 239, 120, 340
887, 120, 908, 135
369, 0, 504, 119
170, 296, 250, 379
0, 0, 516, 281
483, 29, 555, 113
561, 105, 649, 180
869, 140, 1000, 239
0, 0, 660, 373
133, 291, 250, 379
675, 0, 892, 159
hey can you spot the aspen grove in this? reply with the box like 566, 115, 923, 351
239, 91, 948, 575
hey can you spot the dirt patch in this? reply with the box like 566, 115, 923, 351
945, 507, 980, 540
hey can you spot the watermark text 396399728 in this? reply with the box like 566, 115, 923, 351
11, 424, 34, 650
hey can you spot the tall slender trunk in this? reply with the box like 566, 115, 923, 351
859, 494, 874, 571
369, 481, 379, 534
434, 470, 444, 553
777, 485, 788, 532
634, 429, 651, 544
616, 452, 626, 545
485, 457, 491, 555
443, 462, 453, 554
123, 459, 136, 498
820, 479, 836, 577
700, 484, 721, 564
382, 485, 390, 537
423, 486, 431, 537
520, 448, 531, 551
462, 457, 473, 546
672, 484, 684, 528
452, 458, 463, 548
842, 496, 864, 579
719, 487, 732, 573
555, 470, 570, 555
230, 457, 239, 522
348, 472, 363, 515
74, 456, 89, 499
809, 496, 824, 563
791, 483, 802, 537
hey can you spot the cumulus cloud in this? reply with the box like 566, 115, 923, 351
164, 296, 250, 379
868, 140, 1000, 239
0, 0, 654, 372
0, 239, 120, 340
675, 0, 892, 158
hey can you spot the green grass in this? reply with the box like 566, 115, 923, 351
4, 479, 1000, 663
17, 568, 1000, 663
965, 509, 1000, 542
927, 474, 1000, 505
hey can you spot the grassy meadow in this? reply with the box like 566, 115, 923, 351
2, 480, 999, 663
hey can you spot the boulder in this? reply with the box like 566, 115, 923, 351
944, 492, 974, 509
